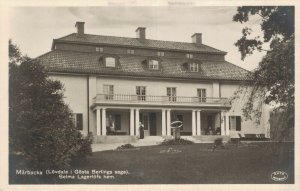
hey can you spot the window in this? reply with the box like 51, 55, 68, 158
136, 86, 146, 101
96, 47, 103, 52
197, 89, 206, 102
229, 116, 241, 131
105, 57, 116, 67
149, 60, 159, 70
157, 51, 165, 57
167, 87, 176, 102
127, 49, 135, 54
189, 63, 198, 72
186, 53, 193, 59
72, 113, 83, 130
103, 85, 114, 100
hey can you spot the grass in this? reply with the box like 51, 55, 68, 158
10, 142, 294, 184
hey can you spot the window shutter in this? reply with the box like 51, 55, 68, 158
236, 116, 241, 131
76, 114, 83, 130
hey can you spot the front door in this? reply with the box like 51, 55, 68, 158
141, 113, 150, 136
149, 113, 156, 136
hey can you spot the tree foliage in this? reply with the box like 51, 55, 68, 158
232, 6, 294, 135
9, 40, 92, 169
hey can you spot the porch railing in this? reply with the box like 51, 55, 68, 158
93, 94, 229, 106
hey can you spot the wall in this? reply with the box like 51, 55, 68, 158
50, 74, 88, 136
96, 77, 213, 98
220, 83, 270, 135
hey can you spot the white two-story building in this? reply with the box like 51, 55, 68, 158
37, 22, 270, 143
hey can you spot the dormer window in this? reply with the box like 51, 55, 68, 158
189, 63, 198, 72
148, 60, 159, 70
186, 53, 193, 59
96, 47, 103, 52
157, 51, 165, 57
105, 57, 116, 67
127, 49, 135, 54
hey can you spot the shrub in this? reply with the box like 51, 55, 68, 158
9, 54, 92, 170
116, 144, 135, 150
160, 138, 194, 146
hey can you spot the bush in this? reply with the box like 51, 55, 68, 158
160, 138, 194, 146
116, 144, 135, 150
9, 57, 92, 170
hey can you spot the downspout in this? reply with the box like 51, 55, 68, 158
87, 75, 90, 135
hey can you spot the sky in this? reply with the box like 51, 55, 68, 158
8, 6, 267, 71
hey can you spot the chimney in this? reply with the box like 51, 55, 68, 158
75, 21, 85, 36
191, 33, 202, 46
136, 27, 146, 41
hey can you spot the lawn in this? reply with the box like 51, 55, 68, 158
10, 142, 294, 184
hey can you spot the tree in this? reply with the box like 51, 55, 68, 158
9, 40, 92, 169
232, 7, 294, 140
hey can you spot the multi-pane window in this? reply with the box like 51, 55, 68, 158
157, 51, 165, 57
189, 63, 198, 72
105, 57, 116, 67
149, 60, 159, 70
96, 47, 103, 52
167, 87, 176, 102
127, 49, 135, 54
197, 89, 206, 102
186, 53, 193, 59
72, 113, 83, 130
229, 116, 241, 131
136, 86, 146, 101
103, 85, 114, 100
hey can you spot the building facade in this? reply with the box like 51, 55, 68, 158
37, 22, 270, 143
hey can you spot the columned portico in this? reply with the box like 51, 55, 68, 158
220, 111, 225, 135
130, 108, 135, 136
161, 109, 166, 136
196, 110, 201, 135
135, 109, 140, 136
101, 108, 106, 135
192, 110, 196, 136
96, 108, 101, 135
166, 109, 171, 136
225, 113, 230, 135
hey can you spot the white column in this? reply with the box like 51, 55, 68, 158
135, 109, 140, 136
225, 113, 230, 135
220, 111, 225, 135
196, 110, 201, 135
192, 110, 196, 136
101, 108, 106, 135
96, 108, 101, 135
161, 109, 166, 136
166, 109, 171, 136
130, 108, 135, 136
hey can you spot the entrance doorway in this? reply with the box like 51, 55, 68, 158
140, 112, 157, 136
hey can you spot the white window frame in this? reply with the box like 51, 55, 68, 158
136, 86, 146, 101
186, 53, 193, 59
105, 57, 116, 67
149, 60, 159, 70
189, 63, 198, 72
127, 49, 135, 54
157, 51, 165, 57
197, 88, 206, 102
96, 47, 103, 52
167, 87, 177, 102
103, 85, 114, 100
